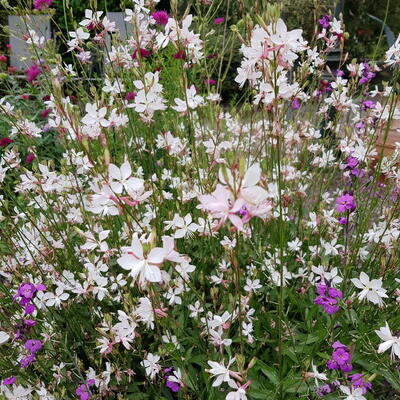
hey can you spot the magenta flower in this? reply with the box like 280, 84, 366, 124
25, 339, 42, 353
0, 137, 13, 146
33, 0, 53, 10
213, 17, 225, 24
2, 376, 16, 385
25, 153, 35, 165
132, 48, 152, 59
124, 92, 137, 101
336, 193, 356, 213
24, 64, 41, 83
151, 11, 169, 25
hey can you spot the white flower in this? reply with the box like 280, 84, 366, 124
2, 385, 33, 400
375, 321, 400, 359
108, 161, 144, 194
117, 234, 164, 284
43, 287, 70, 308
0, 330, 10, 344
385, 35, 400, 67
172, 85, 204, 113
339, 385, 366, 400
244, 278, 262, 293
141, 353, 161, 380
188, 300, 204, 317
69, 27, 90, 41
351, 272, 388, 306
206, 358, 235, 387
135, 297, 155, 329
226, 380, 248, 400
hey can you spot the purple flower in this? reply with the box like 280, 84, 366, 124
76, 380, 95, 400
336, 69, 345, 77
318, 15, 332, 29
338, 217, 348, 225
151, 11, 169, 26
328, 287, 343, 299
24, 304, 36, 315
36, 283, 46, 292
18, 283, 36, 299
336, 193, 356, 213
332, 341, 348, 350
345, 157, 359, 169
350, 373, 372, 394
2, 376, 16, 385
25, 339, 42, 353
213, 17, 225, 24
316, 284, 327, 296
327, 360, 339, 370
332, 348, 350, 365
323, 301, 340, 314
20, 354, 35, 368
361, 100, 375, 110
292, 98, 300, 109
316, 384, 331, 397
166, 377, 180, 392
341, 362, 353, 373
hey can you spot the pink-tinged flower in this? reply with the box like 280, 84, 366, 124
151, 11, 169, 25
33, 0, 53, 10
108, 161, 144, 194
204, 79, 216, 85
0, 55, 7, 63
198, 184, 246, 232
2, 376, 16, 385
213, 17, 225, 24
25, 339, 42, 353
117, 234, 165, 284
0, 137, 13, 146
25, 153, 35, 164
24, 64, 41, 83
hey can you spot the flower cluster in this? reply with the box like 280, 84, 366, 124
327, 341, 353, 372
314, 284, 343, 314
